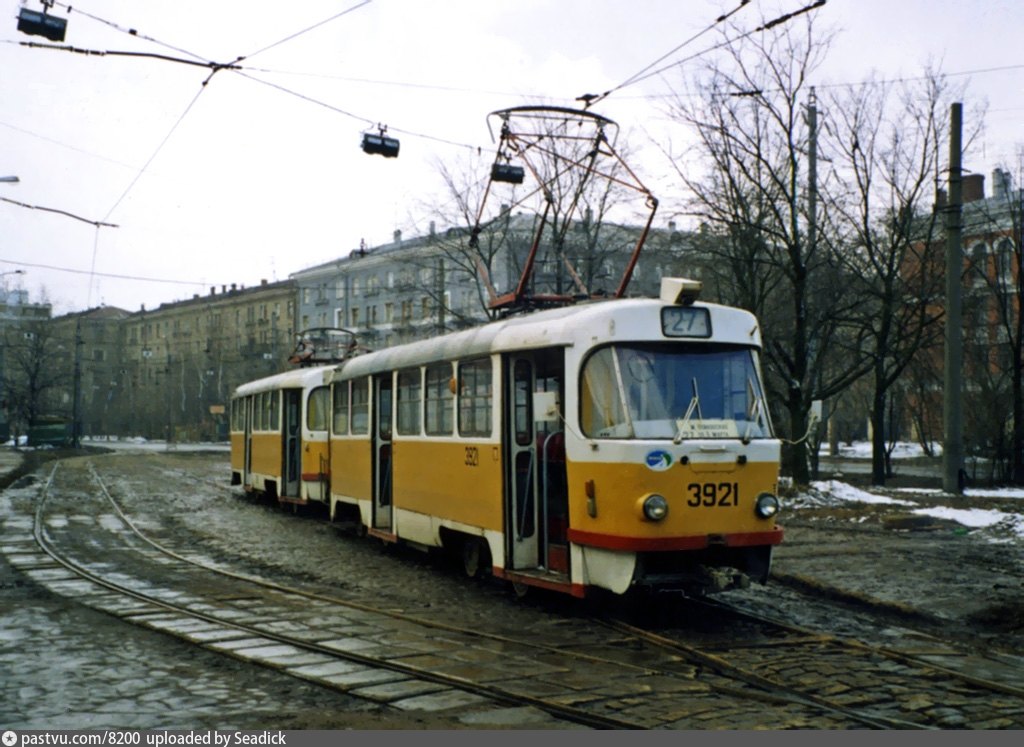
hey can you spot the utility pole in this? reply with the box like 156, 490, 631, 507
71, 316, 82, 449
805, 88, 820, 480
943, 103, 964, 494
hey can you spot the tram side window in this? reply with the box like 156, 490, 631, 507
458, 358, 492, 437
397, 368, 422, 436
231, 399, 244, 431
333, 382, 349, 435
254, 392, 266, 431
269, 390, 279, 431
351, 378, 370, 434
425, 363, 454, 436
265, 390, 278, 431
307, 386, 330, 432
580, 347, 628, 438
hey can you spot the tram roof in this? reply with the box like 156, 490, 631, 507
331, 297, 760, 381
232, 364, 332, 397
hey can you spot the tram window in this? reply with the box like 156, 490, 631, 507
425, 363, 454, 435
305, 385, 329, 430
230, 399, 242, 431
268, 390, 279, 431
397, 369, 422, 436
458, 358, 492, 437
580, 347, 627, 438
254, 392, 266, 431
333, 382, 350, 435
307, 386, 330, 431
513, 359, 532, 446
351, 378, 370, 434
580, 343, 771, 440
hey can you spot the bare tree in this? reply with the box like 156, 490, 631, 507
823, 72, 952, 484
3, 319, 71, 440
956, 161, 1024, 482
663, 14, 868, 483
420, 150, 527, 325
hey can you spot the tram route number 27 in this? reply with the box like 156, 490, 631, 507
686, 482, 739, 507
465, 446, 480, 467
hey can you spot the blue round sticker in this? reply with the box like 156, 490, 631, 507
645, 450, 673, 471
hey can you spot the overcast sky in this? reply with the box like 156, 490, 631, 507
2, 0, 1021, 315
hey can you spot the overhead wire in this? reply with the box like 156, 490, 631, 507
0, 257, 206, 286
230, 70, 480, 150
101, 84, 209, 223
51, 0, 208, 62
581, 0, 827, 107
607, 0, 752, 96
0, 196, 118, 227
26, 1, 379, 307
242, 0, 372, 62
620, 0, 828, 93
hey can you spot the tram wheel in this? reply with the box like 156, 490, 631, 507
462, 537, 490, 578
512, 581, 530, 599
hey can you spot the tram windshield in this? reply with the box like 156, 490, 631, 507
580, 343, 772, 440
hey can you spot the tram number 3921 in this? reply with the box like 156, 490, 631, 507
686, 482, 740, 507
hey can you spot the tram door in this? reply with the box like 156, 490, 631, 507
505, 356, 540, 569
504, 352, 568, 574
243, 396, 253, 488
283, 389, 301, 499
372, 375, 394, 531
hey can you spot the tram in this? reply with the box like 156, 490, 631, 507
230, 105, 781, 598
230, 364, 332, 506
229, 278, 783, 598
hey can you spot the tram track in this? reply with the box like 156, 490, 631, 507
601, 594, 1024, 729
20, 456, 861, 729
29, 462, 637, 730
14, 454, 1024, 729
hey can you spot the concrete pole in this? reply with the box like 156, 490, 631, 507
943, 103, 964, 494
72, 317, 82, 449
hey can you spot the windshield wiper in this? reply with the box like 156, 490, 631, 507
743, 376, 766, 443
673, 377, 702, 444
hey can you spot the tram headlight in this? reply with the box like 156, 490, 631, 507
755, 493, 780, 519
641, 493, 669, 522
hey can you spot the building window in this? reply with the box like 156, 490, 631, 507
351, 308, 360, 327
997, 239, 1014, 285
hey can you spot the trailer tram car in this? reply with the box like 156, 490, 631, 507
230, 365, 333, 507
230, 278, 782, 599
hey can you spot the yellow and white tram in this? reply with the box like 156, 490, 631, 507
230, 278, 783, 598
230, 365, 332, 505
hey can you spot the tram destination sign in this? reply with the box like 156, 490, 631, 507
661, 306, 711, 338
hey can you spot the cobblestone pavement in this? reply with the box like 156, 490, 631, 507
1, 448, 557, 730
2, 447, 1023, 729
